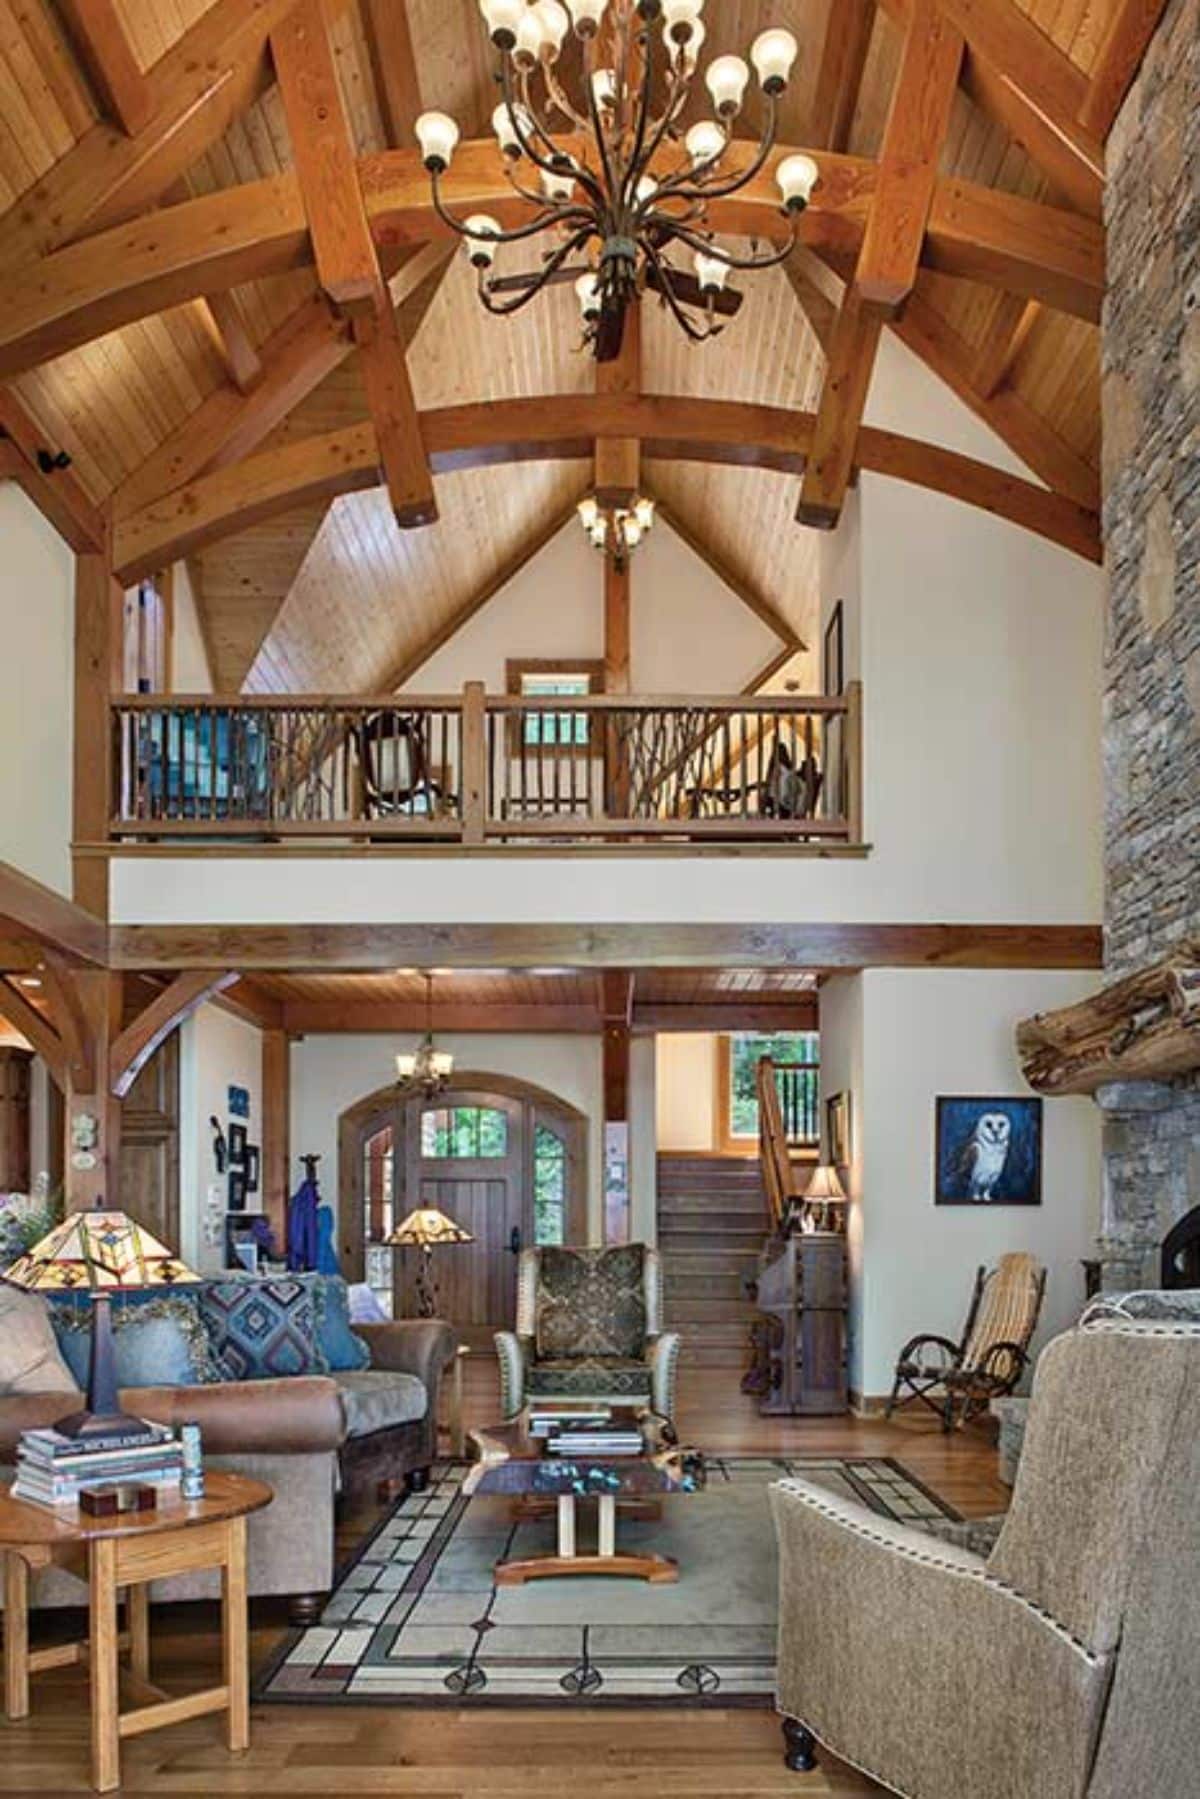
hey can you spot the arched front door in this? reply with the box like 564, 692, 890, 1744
339, 1072, 587, 1348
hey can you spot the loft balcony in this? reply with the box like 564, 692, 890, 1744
107, 685, 864, 854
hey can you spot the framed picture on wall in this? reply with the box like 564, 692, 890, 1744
227, 1123, 247, 1166
935, 1097, 1044, 1206
228, 1169, 247, 1212
826, 1092, 852, 1170
244, 1144, 260, 1194
228, 1085, 250, 1119
822, 602, 845, 698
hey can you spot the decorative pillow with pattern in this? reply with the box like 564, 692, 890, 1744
200, 1277, 329, 1381
52, 1295, 222, 1389
535, 1243, 647, 1361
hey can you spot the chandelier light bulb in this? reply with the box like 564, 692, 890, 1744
578, 495, 600, 531
670, 17, 704, 72
415, 111, 460, 173
685, 119, 725, 167
492, 100, 528, 158
463, 214, 501, 267
705, 54, 750, 118
591, 519, 609, 548
662, 0, 703, 42
515, 9, 547, 63
635, 174, 658, 208
776, 152, 820, 212
565, 0, 607, 35
576, 271, 601, 321
479, 0, 525, 50
634, 496, 655, 532
531, 0, 570, 58
694, 250, 729, 292
541, 166, 576, 201
751, 28, 799, 95
623, 518, 643, 550
591, 67, 617, 109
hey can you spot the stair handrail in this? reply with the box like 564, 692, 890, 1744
757, 1055, 804, 1234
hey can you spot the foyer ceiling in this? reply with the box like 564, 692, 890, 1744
0, 0, 1115, 695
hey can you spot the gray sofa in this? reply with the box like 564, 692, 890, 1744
0, 1316, 456, 1623
770, 1297, 1200, 1798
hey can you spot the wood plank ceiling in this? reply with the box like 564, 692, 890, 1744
0, 0, 1118, 695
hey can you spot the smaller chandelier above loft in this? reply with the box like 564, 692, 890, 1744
415, 1, 819, 361
578, 491, 655, 564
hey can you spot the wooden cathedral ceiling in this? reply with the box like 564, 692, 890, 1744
0, 0, 1145, 694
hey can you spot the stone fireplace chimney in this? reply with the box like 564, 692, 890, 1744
1100, 0, 1200, 1288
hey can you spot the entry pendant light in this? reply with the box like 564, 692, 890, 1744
395, 973, 455, 1099
415, 1, 818, 361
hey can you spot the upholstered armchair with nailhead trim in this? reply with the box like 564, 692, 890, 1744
769, 1304, 1200, 1798
494, 1243, 681, 1429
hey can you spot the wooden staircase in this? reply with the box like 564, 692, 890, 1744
657, 1154, 769, 1367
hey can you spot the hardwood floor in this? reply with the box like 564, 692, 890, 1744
3, 1360, 1009, 1797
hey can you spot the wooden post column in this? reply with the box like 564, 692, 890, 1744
60, 970, 122, 1213
262, 1028, 291, 1251
601, 973, 634, 1246
73, 555, 123, 921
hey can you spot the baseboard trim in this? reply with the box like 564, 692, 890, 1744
849, 1391, 892, 1418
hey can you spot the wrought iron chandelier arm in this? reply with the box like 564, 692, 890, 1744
581, 29, 621, 216
500, 56, 608, 214
657, 215, 800, 272
628, 51, 692, 206
430, 169, 587, 247
477, 224, 595, 316
641, 239, 718, 344
660, 104, 783, 209
618, 15, 658, 210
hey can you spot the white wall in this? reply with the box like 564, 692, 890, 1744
288, 1032, 607, 1241
411, 512, 780, 696
179, 1004, 264, 1275
656, 1033, 719, 1152
171, 560, 212, 693
0, 486, 74, 894
628, 1034, 657, 1245
833, 968, 1101, 1399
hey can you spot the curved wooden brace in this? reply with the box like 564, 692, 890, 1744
0, 141, 1105, 380
110, 971, 240, 1100
112, 393, 1102, 583
0, 978, 67, 1091
40, 952, 96, 1091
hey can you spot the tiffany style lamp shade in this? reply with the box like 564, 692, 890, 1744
385, 1207, 473, 1319
3, 1203, 201, 1439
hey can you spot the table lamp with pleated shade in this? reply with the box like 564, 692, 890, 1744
2, 1202, 201, 1440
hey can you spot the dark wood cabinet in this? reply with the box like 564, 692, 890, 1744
748, 1233, 849, 1416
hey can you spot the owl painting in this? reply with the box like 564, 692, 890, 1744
936, 1099, 1043, 1206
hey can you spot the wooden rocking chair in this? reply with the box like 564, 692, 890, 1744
885, 1252, 1047, 1431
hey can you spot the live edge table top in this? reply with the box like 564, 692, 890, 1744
465, 1412, 704, 1500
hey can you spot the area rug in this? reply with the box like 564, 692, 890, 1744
257, 1456, 956, 1708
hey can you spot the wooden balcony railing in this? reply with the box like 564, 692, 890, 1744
108, 683, 864, 850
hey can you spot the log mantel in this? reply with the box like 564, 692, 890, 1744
1017, 944, 1200, 1096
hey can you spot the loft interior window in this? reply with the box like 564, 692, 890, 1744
725, 1031, 820, 1145
506, 659, 605, 753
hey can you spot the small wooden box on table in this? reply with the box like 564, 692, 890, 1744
1, 1470, 271, 1793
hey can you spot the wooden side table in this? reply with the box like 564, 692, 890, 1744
1, 1470, 272, 1793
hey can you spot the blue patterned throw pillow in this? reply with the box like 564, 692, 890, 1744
307, 1274, 371, 1372
200, 1278, 329, 1381
50, 1295, 221, 1389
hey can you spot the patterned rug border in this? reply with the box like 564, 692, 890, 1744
254, 1455, 960, 1711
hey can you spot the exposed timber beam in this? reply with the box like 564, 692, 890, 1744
0, 979, 67, 1089
643, 491, 803, 654
272, 0, 435, 527
361, 0, 424, 147
56, 0, 153, 135
0, 143, 1105, 382
810, 0, 877, 150
0, 0, 354, 268
40, 951, 96, 1090
0, 862, 108, 966
1079, 0, 1171, 138
73, 554, 123, 919
110, 970, 240, 1099
107, 922, 1104, 974
113, 244, 449, 519
111, 393, 1103, 581
1017, 946, 1200, 1096
875, 0, 1103, 217
782, 251, 839, 356
594, 300, 641, 509
282, 1002, 603, 1035
800, 0, 963, 527
0, 389, 104, 550
970, 295, 1041, 400
196, 291, 263, 393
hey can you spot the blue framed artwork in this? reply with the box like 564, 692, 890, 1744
935, 1097, 1043, 1206
228, 1085, 250, 1118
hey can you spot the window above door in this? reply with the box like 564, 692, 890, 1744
420, 1105, 510, 1160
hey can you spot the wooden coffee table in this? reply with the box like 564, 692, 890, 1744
465, 1411, 703, 1585
0, 1470, 272, 1793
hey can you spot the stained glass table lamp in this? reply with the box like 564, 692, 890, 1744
385, 1207, 473, 1319
3, 1202, 201, 1440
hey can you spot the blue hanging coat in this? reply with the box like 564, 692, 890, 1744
287, 1177, 320, 1273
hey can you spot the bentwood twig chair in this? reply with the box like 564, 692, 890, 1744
886, 1252, 1046, 1431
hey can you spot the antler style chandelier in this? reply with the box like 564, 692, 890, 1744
395, 973, 455, 1100
415, 1, 818, 361
578, 491, 655, 563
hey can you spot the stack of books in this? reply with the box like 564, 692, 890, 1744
13, 1424, 184, 1510
528, 1408, 612, 1437
546, 1425, 645, 1458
